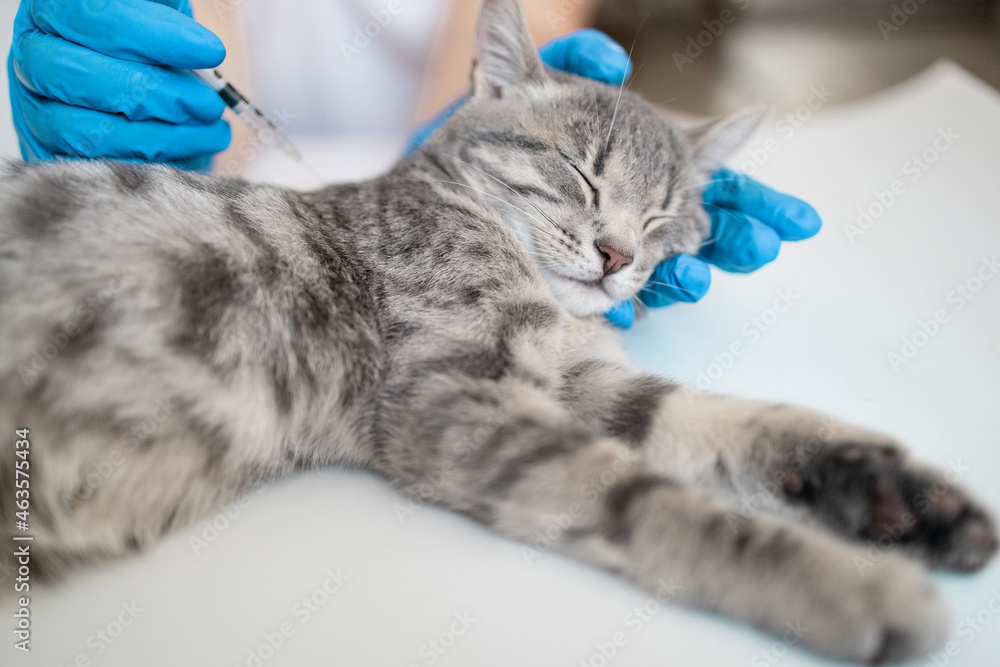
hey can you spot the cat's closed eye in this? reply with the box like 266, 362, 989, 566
643, 214, 670, 232
567, 161, 600, 209
642, 184, 682, 232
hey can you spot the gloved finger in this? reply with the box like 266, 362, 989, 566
538, 29, 632, 85
604, 299, 636, 329
698, 206, 781, 273
703, 168, 822, 241
28, 0, 225, 69
16, 32, 225, 123
8, 50, 40, 160
638, 254, 712, 308
17, 85, 231, 161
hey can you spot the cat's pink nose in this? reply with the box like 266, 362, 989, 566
596, 243, 633, 276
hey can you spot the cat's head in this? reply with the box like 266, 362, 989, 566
422, 0, 765, 317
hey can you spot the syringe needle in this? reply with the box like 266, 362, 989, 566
193, 69, 322, 182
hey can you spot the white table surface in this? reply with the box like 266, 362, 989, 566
4, 60, 999, 667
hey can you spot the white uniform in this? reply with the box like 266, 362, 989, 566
241, 0, 448, 136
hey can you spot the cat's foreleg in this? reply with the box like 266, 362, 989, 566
377, 374, 948, 664
558, 359, 998, 573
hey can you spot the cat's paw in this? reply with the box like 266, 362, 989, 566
845, 556, 949, 664
781, 443, 998, 572
781, 546, 947, 664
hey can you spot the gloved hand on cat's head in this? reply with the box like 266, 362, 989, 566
7, 0, 231, 171
405, 29, 633, 153
405, 30, 820, 329
606, 168, 822, 328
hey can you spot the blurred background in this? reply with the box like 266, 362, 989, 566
0, 0, 997, 165
593, 0, 1000, 115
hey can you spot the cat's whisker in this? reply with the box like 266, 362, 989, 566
461, 189, 567, 244
638, 281, 706, 298
689, 175, 745, 192
519, 243, 564, 261
414, 166, 560, 239
500, 209, 566, 243
672, 172, 748, 192
602, 16, 647, 159
631, 294, 645, 315
525, 250, 563, 269
668, 178, 742, 198
701, 201, 746, 224
499, 209, 563, 240
517, 237, 587, 266
523, 239, 573, 265
664, 162, 684, 193
694, 235, 719, 250
443, 153, 565, 233
625, 62, 646, 92
521, 241, 564, 255
406, 176, 560, 242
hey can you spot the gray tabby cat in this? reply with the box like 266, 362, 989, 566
0, 0, 995, 662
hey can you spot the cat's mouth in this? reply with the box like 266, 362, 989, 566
545, 272, 620, 316
553, 274, 605, 294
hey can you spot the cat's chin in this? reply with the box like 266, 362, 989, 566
545, 273, 618, 318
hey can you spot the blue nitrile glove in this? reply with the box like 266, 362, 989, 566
537, 28, 633, 86
8, 0, 231, 171
605, 168, 822, 328
404, 29, 632, 155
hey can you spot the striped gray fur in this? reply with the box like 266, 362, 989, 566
0, 0, 995, 663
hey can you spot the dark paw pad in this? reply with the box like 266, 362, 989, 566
866, 483, 909, 539
781, 443, 998, 572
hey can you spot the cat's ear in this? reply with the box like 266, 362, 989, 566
472, 0, 547, 100
686, 106, 769, 172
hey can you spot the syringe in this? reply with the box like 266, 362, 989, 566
194, 69, 322, 181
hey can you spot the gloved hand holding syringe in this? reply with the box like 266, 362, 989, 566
8, 0, 316, 176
